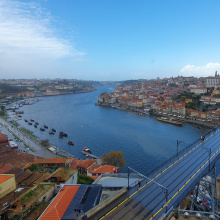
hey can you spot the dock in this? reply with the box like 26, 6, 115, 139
81, 151, 99, 159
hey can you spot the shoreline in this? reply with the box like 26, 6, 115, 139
0, 116, 77, 159
96, 103, 218, 129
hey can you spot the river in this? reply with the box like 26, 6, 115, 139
17, 86, 220, 175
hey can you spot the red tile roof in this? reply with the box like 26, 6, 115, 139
33, 158, 70, 164
90, 176, 100, 180
92, 165, 119, 174
0, 163, 14, 174
0, 174, 14, 184
87, 164, 102, 173
39, 185, 80, 220
77, 159, 95, 169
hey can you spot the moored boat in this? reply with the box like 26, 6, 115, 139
59, 131, 68, 137
157, 117, 182, 126
40, 127, 45, 131
49, 131, 55, 134
67, 140, 74, 145
52, 128, 56, 132
34, 125, 37, 128
28, 122, 32, 125
83, 147, 91, 154
44, 125, 48, 129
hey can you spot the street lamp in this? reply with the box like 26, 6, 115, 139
177, 140, 183, 156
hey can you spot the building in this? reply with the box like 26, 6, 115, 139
0, 133, 9, 147
0, 174, 16, 199
39, 184, 102, 220
33, 158, 71, 168
205, 77, 220, 88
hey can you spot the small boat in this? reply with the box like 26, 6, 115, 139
30, 119, 34, 122
34, 125, 37, 128
67, 140, 74, 145
40, 128, 45, 131
49, 131, 55, 135
52, 128, 56, 132
35, 122, 39, 125
25, 119, 28, 122
59, 132, 67, 137
28, 122, 32, 125
83, 147, 91, 154
44, 125, 48, 129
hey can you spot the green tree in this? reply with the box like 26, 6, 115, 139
77, 174, 94, 184
39, 139, 50, 148
101, 150, 126, 169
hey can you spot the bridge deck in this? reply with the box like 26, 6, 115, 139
96, 127, 220, 220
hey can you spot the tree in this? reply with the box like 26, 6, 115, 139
39, 139, 50, 148
100, 91, 107, 96
101, 150, 126, 169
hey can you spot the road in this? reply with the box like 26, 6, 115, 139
0, 117, 55, 158
96, 127, 220, 220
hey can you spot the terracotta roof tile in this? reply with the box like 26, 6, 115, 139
87, 164, 102, 173
39, 185, 80, 220
0, 163, 14, 174
77, 159, 95, 169
0, 174, 14, 184
33, 158, 70, 164
92, 165, 119, 174
90, 176, 100, 180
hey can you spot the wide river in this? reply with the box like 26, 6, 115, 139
18, 86, 220, 175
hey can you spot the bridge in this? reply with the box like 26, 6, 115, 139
94, 126, 220, 220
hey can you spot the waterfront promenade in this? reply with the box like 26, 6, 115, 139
0, 117, 60, 158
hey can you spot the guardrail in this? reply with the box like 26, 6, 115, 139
146, 125, 220, 179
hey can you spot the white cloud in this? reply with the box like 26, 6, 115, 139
180, 63, 220, 77
0, 0, 85, 78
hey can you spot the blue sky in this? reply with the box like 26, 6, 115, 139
1, 0, 220, 80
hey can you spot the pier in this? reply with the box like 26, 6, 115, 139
81, 151, 99, 159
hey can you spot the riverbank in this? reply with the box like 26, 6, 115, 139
0, 116, 76, 159
96, 102, 218, 129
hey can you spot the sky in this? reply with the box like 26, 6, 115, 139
0, 0, 220, 81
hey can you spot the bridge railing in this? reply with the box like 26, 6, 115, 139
146, 125, 220, 179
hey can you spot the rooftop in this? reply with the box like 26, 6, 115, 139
0, 174, 14, 184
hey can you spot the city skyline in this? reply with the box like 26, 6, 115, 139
1, 0, 220, 80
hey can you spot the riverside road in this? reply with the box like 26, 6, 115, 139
0, 117, 55, 158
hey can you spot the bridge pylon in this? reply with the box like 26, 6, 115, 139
190, 165, 218, 215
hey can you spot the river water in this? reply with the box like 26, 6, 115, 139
18, 86, 219, 175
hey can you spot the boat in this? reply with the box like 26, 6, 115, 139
40, 128, 45, 131
59, 132, 68, 137
157, 117, 182, 126
35, 122, 39, 125
34, 125, 37, 128
44, 125, 48, 129
24, 119, 28, 122
28, 122, 32, 125
83, 147, 91, 154
49, 131, 55, 135
52, 128, 56, 132
67, 140, 74, 145
30, 119, 34, 122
